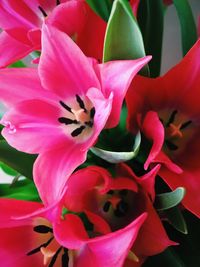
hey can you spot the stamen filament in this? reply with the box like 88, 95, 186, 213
58, 117, 79, 125
166, 110, 178, 127
38, 6, 47, 17
180, 120, 192, 130
71, 125, 86, 137
33, 225, 53, 234
48, 247, 62, 267
59, 101, 73, 114
76, 95, 87, 113
27, 237, 54, 256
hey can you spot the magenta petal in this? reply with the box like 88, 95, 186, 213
34, 144, 87, 205
39, 24, 100, 98
140, 111, 165, 170
84, 211, 111, 235
0, 67, 54, 106
0, 31, 33, 67
53, 213, 89, 250
159, 167, 200, 218
98, 56, 151, 128
1, 99, 63, 154
0, 198, 42, 228
47, 0, 86, 36
85, 87, 113, 149
0, 226, 43, 267
136, 165, 161, 201
74, 213, 147, 267
153, 151, 183, 174
134, 197, 176, 257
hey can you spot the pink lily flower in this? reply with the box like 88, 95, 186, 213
63, 163, 175, 266
0, 24, 151, 204
0, 0, 107, 67
0, 195, 146, 267
126, 39, 200, 218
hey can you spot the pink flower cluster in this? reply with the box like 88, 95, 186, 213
0, 1, 199, 266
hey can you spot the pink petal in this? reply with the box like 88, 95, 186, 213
139, 111, 165, 170
34, 144, 87, 205
0, 31, 33, 67
153, 151, 183, 174
84, 87, 113, 149
130, 0, 140, 16
64, 166, 111, 212
135, 165, 161, 201
0, 198, 42, 228
97, 56, 151, 128
47, 0, 86, 36
84, 211, 111, 235
74, 213, 147, 267
0, 67, 54, 106
159, 167, 200, 218
133, 196, 176, 257
53, 213, 89, 249
0, 226, 43, 267
76, 2, 106, 60
1, 99, 64, 154
39, 24, 100, 98
109, 177, 138, 192
1, 0, 40, 28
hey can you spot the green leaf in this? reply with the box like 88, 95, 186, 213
90, 132, 141, 163
173, 0, 197, 56
86, 0, 112, 22
165, 206, 188, 234
0, 140, 37, 179
103, 0, 149, 76
9, 60, 26, 68
0, 179, 41, 202
154, 187, 185, 211
137, 0, 164, 77
0, 162, 18, 176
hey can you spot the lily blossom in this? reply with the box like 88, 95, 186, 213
126, 39, 200, 218
0, 24, 151, 204
0, 195, 146, 267
0, 0, 107, 67
63, 164, 175, 266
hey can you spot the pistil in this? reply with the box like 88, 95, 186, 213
58, 95, 95, 138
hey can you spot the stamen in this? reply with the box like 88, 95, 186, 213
48, 247, 62, 267
84, 121, 93, 128
59, 101, 73, 114
33, 225, 53, 234
71, 125, 86, 137
103, 201, 111, 212
166, 110, 178, 127
76, 95, 87, 112
165, 140, 178, 151
56, 0, 61, 5
58, 117, 79, 125
27, 237, 54, 256
38, 6, 47, 17
62, 248, 69, 266
90, 107, 95, 119
180, 120, 192, 130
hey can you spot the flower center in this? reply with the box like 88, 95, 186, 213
160, 110, 193, 153
100, 189, 140, 231
27, 223, 69, 266
58, 94, 95, 142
